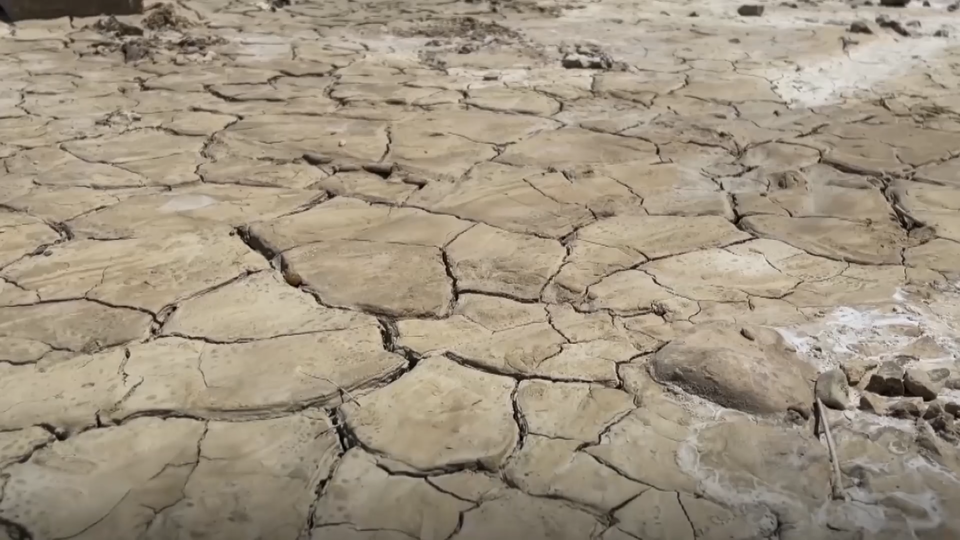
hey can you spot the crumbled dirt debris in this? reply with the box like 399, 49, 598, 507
560, 42, 626, 70
96, 110, 142, 126
561, 52, 609, 69
403, 16, 532, 64
876, 14, 910, 36
92, 32, 223, 64
419, 49, 444, 68
91, 16, 144, 37
143, 2, 193, 31
85, 2, 217, 63
398, 16, 522, 42
489, 0, 565, 16
121, 39, 153, 62
85, 36, 154, 61
177, 35, 227, 53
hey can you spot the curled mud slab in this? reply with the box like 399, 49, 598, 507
3, 0, 960, 539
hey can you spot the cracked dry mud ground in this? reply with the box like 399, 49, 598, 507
5, 0, 960, 539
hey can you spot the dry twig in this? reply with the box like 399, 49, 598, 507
815, 397, 847, 500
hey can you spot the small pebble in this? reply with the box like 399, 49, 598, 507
817, 369, 852, 410
849, 20, 874, 34
737, 4, 765, 16
788, 403, 812, 420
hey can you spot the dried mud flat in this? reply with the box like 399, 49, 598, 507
3, 0, 960, 538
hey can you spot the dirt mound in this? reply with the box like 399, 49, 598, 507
86, 4, 222, 64
142, 2, 192, 31
92, 16, 144, 37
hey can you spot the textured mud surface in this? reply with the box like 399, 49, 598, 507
3, 0, 960, 538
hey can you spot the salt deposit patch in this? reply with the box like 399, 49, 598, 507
160, 194, 218, 213
773, 36, 951, 108
776, 293, 960, 373
677, 415, 957, 535
663, 285, 960, 534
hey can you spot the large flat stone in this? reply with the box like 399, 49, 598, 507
0, 231, 268, 314
396, 296, 569, 378
281, 240, 453, 318
741, 215, 909, 265
0, 415, 338, 540
313, 449, 470, 539
651, 324, 816, 414
342, 356, 517, 472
